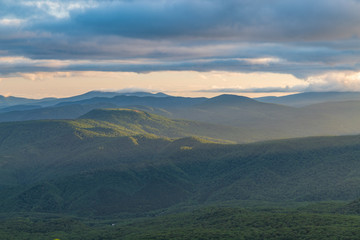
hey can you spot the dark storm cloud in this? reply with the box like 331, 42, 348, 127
0, 57, 343, 80
1, 0, 360, 78
40, 0, 360, 41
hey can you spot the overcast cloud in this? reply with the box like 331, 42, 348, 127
1, 0, 360, 92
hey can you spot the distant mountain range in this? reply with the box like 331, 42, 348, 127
255, 91, 360, 107
2, 91, 360, 142
4, 90, 360, 110
0, 91, 169, 109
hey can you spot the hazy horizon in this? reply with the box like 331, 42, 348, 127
2, 1, 360, 98
0, 88, 300, 99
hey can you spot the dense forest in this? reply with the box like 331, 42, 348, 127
2, 93, 360, 238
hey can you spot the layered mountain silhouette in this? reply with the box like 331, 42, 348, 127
256, 91, 360, 107
3, 92, 360, 142
2, 92, 360, 219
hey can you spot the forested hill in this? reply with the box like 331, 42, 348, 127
4, 93, 360, 142
2, 108, 360, 215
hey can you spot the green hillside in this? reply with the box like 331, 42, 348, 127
0, 108, 237, 186
80, 108, 249, 143
2, 108, 360, 238
2, 109, 360, 216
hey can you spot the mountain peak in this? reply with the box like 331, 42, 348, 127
213, 94, 255, 101
199, 94, 258, 107
79, 108, 151, 123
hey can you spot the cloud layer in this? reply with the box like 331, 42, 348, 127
1, 0, 360, 91
199, 72, 360, 93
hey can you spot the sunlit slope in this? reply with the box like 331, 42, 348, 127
0, 108, 244, 185
0, 117, 158, 185
2, 119, 360, 215
0, 112, 221, 215
79, 108, 249, 142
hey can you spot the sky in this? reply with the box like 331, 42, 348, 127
1, 0, 360, 98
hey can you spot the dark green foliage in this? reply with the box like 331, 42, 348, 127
2, 107, 360, 238
3, 110, 360, 215
121, 207, 360, 240
2, 206, 360, 239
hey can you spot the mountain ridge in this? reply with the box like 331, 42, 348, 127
256, 91, 360, 107
3, 127, 360, 215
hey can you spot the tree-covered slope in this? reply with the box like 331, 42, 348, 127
3, 111, 360, 216
0, 108, 243, 187
3, 206, 360, 240
79, 108, 249, 143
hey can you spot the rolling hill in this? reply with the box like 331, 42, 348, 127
4, 93, 360, 143
166, 94, 348, 139
2, 109, 360, 216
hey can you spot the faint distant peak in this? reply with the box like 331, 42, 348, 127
201, 94, 258, 106
255, 91, 360, 107
116, 91, 170, 97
